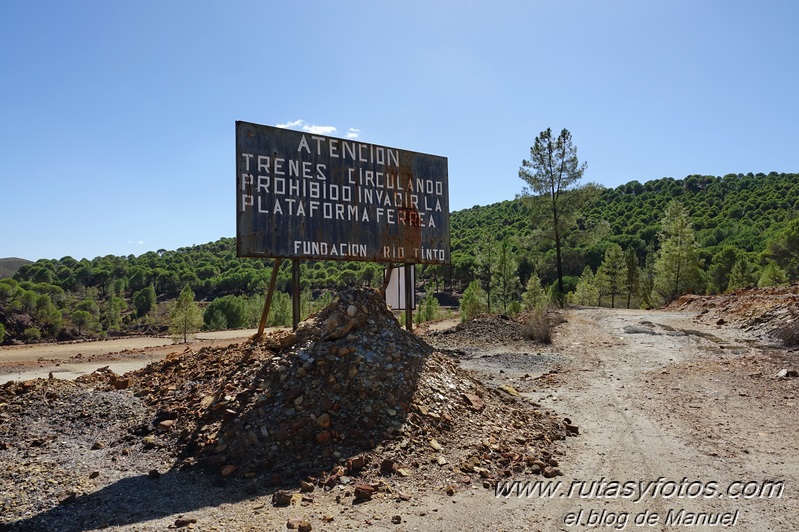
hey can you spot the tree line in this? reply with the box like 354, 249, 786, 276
2, 129, 799, 344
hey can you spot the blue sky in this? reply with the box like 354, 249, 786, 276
2, 1, 798, 262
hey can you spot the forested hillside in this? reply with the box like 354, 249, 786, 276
585, 172, 799, 257
2, 172, 798, 344
0, 240, 383, 344
450, 173, 798, 290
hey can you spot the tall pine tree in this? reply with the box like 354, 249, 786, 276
652, 201, 703, 303
518, 128, 596, 305
597, 243, 627, 308
473, 231, 498, 312
624, 247, 641, 309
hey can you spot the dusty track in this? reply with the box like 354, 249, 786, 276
520, 308, 798, 531
0, 330, 261, 384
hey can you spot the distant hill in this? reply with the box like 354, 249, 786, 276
0, 257, 32, 279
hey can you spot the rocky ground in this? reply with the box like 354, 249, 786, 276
1, 285, 798, 531
1, 289, 574, 531
665, 283, 799, 343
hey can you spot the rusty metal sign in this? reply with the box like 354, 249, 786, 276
236, 121, 450, 264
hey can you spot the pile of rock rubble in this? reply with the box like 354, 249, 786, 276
667, 284, 799, 337
124, 288, 575, 495
1, 288, 575, 525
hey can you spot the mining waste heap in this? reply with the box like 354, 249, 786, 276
125, 288, 574, 489
1, 287, 575, 525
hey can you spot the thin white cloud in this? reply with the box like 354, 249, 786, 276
276, 119, 304, 128
126, 240, 145, 245
303, 124, 337, 135
276, 119, 338, 136
346, 128, 361, 139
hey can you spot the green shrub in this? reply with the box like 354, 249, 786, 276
758, 261, 788, 287
522, 274, 548, 311
268, 291, 292, 327
204, 294, 248, 329
415, 290, 440, 324
571, 266, 600, 306
459, 281, 487, 322
506, 300, 522, 316
203, 306, 228, 331
23, 327, 41, 342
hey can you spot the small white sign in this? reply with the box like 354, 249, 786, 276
385, 266, 416, 310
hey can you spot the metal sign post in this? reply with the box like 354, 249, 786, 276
255, 258, 281, 339
404, 263, 413, 331
292, 259, 300, 330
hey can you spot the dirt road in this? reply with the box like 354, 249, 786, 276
0, 330, 261, 384
314, 306, 798, 531
515, 308, 798, 531
343, 306, 798, 531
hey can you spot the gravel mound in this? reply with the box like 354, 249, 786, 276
130, 288, 573, 485
426, 313, 529, 347
0, 288, 575, 529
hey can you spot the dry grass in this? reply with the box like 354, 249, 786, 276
522, 308, 552, 344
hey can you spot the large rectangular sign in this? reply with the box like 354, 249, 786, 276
236, 121, 450, 264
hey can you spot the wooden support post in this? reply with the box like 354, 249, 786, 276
404, 263, 413, 331
255, 258, 281, 339
292, 259, 300, 330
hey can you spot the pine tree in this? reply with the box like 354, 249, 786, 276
624, 247, 641, 309
473, 232, 498, 312
572, 266, 600, 306
758, 261, 789, 287
170, 285, 204, 343
652, 200, 703, 303
767, 218, 799, 281
495, 238, 521, 313
518, 128, 596, 304
460, 280, 487, 322
707, 246, 740, 294
596, 243, 627, 308
133, 285, 156, 317
522, 273, 548, 311
594, 269, 608, 307
640, 242, 657, 309
71, 310, 92, 335
727, 257, 756, 291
